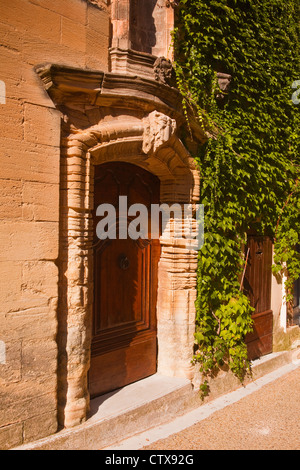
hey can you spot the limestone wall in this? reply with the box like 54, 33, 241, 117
0, 0, 110, 449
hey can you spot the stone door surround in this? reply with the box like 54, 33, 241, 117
37, 64, 205, 428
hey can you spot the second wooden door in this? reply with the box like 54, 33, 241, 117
244, 235, 273, 360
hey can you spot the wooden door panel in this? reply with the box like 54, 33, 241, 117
245, 309, 273, 360
245, 310, 273, 342
93, 238, 150, 335
89, 162, 160, 398
89, 336, 157, 398
246, 331, 273, 362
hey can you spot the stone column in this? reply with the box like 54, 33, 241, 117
156, 241, 198, 380
58, 135, 95, 428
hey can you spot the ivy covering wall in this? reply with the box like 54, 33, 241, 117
173, 0, 300, 392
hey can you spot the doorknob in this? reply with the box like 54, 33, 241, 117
118, 254, 130, 270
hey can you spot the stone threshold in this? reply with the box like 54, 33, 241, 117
13, 349, 297, 450
13, 374, 194, 450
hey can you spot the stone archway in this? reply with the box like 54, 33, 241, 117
58, 112, 199, 427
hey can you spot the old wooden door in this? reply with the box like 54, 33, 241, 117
89, 162, 160, 398
244, 235, 273, 360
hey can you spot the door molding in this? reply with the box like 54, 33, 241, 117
59, 114, 200, 427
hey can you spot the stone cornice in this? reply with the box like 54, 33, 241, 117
35, 64, 105, 100
35, 63, 207, 143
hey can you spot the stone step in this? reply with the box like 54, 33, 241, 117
14, 374, 194, 450
14, 349, 298, 450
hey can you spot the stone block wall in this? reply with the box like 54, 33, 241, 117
0, 0, 110, 449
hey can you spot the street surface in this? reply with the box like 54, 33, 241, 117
109, 359, 300, 451
144, 365, 300, 450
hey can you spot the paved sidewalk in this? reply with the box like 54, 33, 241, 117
109, 360, 300, 451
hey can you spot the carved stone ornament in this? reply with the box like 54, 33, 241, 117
166, 0, 180, 7
148, 0, 179, 9
143, 110, 177, 155
154, 56, 175, 86
216, 72, 232, 100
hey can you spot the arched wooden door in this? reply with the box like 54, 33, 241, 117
89, 162, 160, 398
